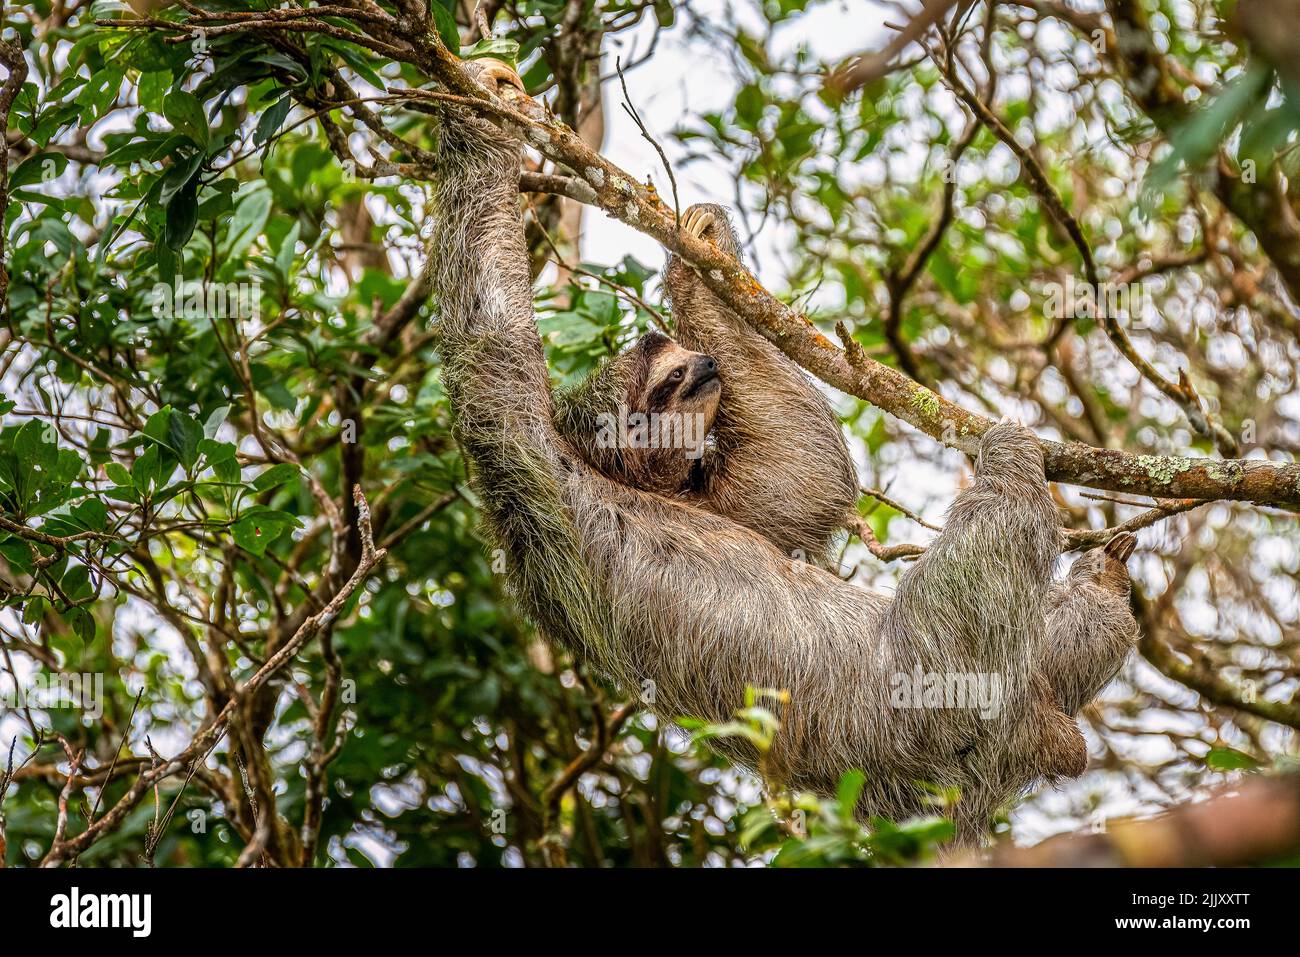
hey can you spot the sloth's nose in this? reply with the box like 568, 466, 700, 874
685, 356, 718, 395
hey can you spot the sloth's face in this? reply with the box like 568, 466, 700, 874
606, 331, 721, 488
564, 331, 722, 494
640, 337, 722, 429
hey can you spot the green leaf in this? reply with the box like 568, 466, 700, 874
1205, 747, 1260, 771
158, 150, 204, 206
78, 64, 126, 123
222, 184, 272, 260
14, 419, 57, 473
231, 508, 300, 556
163, 89, 210, 147
68, 606, 96, 646
200, 440, 240, 486
167, 410, 203, 472
164, 177, 200, 250
22, 595, 49, 626
896, 816, 956, 844
252, 462, 300, 493
250, 363, 297, 411
69, 499, 108, 532
138, 69, 172, 113
737, 808, 777, 849
254, 95, 293, 147
735, 84, 764, 128
203, 406, 231, 439
143, 406, 175, 449
104, 462, 132, 487
836, 769, 867, 818
61, 563, 93, 603
133, 444, 161, 494
332, 43, 386, 91
461, 37, 520, 63
430, 1, 461, 51
0, 540, 34, 576
9, 152, 70, 190
274, 221, 299, 280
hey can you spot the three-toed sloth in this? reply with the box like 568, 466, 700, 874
429, 59, 1139, 840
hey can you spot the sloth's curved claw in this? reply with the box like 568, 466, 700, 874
473, 57, 527, 96
1104, 531, 1137, 564
681, 205, 715, 240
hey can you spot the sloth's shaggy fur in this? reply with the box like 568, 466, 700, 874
429, 62, 1139, 839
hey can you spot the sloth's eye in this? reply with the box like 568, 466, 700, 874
669, 367, 685, 382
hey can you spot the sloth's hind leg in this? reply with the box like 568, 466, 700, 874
890, 420, 1060, 677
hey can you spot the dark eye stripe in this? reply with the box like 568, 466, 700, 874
646, 379, 679, 409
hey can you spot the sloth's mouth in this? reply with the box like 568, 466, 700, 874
682, 371, 720, 399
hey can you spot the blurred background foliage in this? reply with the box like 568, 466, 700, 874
1, 0, 1298, 866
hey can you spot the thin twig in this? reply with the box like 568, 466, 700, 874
1064, 498, 1207, 550
828, 0, 964, 95
615, 56, 680, 227
847, 515, 927, 562
860, 486, 942, 531
74, 688, 145, 866
38, 487, 386, 866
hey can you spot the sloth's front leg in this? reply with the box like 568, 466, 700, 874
664, 204, 859, 561
1040, 533, 1140, 715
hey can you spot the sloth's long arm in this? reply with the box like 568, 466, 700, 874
665, 204, 859, 561
1039, 535, 1140, 714
428, 89, 553, 456
427, 74, 577, 554
428, 64, 625, 669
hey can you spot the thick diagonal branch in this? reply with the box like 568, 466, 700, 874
105, 13, 1300, 511
411, 78, 1300, 511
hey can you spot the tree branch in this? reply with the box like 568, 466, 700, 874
970, 771, 1300, 866
106, 12, 1300, 511
404, 68, 1300, 510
